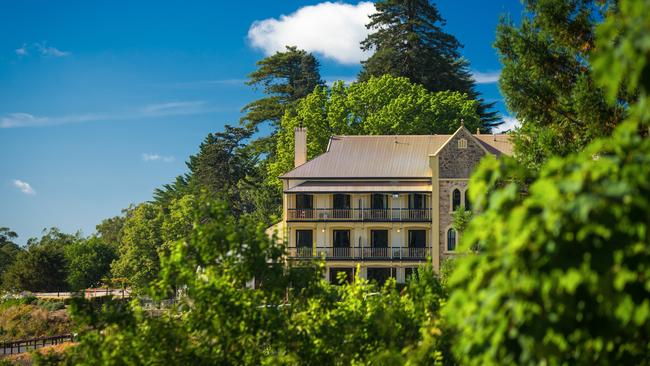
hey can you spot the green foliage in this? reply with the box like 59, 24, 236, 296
359, 0, 498, 126
241, 46, 324, 130
0, 227, 21, 288
451, 209, 472, 233
94, 213, 127, 249
268, 75, 481, 187
593, 0, 650, 126
110, 203, 164, 291
495, 0, 627, 167
47, 201, 452, 365
153, 125, 281, 225
65, 237, 116, 291
2, 229, 80, 292
446, 119, 650, 364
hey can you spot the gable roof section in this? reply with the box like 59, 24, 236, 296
431, 125, 489, 157
280, 130, 512, 180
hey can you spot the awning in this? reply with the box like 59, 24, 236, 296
284, 181, 432, 193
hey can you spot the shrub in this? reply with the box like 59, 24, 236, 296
446, 120, 650, 365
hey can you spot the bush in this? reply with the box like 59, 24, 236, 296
445, 120, 650, 365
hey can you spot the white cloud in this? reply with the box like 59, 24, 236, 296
472, 70, 501, 84
139, 101, 206, 116
142, 153, 175, 163
15, 43, 28, 56
1, 101, 208, 128
248, 2, 376, 65
13, 180, 35, 195
14, 42, 70, 58
494, 116, 521, 133
35, 42, 69, 57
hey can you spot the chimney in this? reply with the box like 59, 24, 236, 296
476, 128, 480, 135
294, 126, 307, 167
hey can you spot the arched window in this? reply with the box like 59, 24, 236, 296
452, 189, 461, 211
447, 228, 457, 252
464, 191, 471, 211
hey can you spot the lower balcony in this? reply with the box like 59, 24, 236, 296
287, 208, 431, 222
287, 246, 430, 261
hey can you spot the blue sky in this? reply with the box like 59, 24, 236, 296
0, 1, 522, 244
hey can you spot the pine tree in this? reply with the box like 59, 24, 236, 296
359, 0, 499, 129
240, 46, 324, 130
495, 0, 627, 168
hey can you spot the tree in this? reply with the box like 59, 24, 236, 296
153, 126, 281, 224
110, 203, 164, 291
185, 126, 258, 214
65, 237, 117, 290
2, 228, 79, 292
42, 200, 452, 365
495, 0, 626, 168
0, 227, 21, 287
95, 212, 128, 249
359, 0, 499, 127
241, 46, 324, 130
268, 75, 481, 187
445, 2, 650, 361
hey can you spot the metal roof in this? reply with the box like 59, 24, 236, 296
285, 181, 432, 193
281, 130, 512, 180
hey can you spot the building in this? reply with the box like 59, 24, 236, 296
276, 124, 512, 284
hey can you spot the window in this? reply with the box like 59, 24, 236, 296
333, 194, 351, 218
371, 194, 388, 209
408, 194, 426, 209
452, 189, 461, 211
371, 230, 388, 248
295, 194, 313, 209
458, 138, 468, 149
366, 268, 394, 286
405, 268, 418, 281
333, 230, 350, 248
296, 230, 312, 248
464, 191, 471, 211
333, 194, 350, 209
330, 268, 354, 284
447, 228, 457, 252
408, 230, 426, 248
371, 194, 389, 219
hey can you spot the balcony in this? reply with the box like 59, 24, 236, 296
287, 246, 430, 261
286, 208, 431, 222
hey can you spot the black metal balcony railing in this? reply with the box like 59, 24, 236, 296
287, 208, 431, 221
287, 246, 430, 260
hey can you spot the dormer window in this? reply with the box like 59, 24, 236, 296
458, 138, 468, 149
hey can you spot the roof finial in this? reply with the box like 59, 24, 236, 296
299, 121, 303, 129
460, 118, 464, 127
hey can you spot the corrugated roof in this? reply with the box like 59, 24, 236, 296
285, 181, 432, 193
281, 130, 512, 179
476, 135, 514, 155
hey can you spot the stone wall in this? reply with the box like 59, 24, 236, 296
438, 180, 468, 260
438, 128, 486, 179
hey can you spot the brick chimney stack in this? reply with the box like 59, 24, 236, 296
294, 126, 307, 167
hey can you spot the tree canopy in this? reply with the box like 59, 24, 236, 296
268, 75, 481, 187
495, 0, 627, 169
240, 46, 324, 130
359, 0, 499, 127
2, 228, 80, 292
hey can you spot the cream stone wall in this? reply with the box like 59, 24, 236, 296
438, 180, 468, 260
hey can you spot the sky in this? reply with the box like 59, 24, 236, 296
0, 1, 523, 245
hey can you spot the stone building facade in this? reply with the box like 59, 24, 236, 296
274, 125, 512, 283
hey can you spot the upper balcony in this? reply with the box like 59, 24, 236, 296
285, 192, 432, 222
287, 208, 431, 222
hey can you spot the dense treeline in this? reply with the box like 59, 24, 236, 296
2, 0, 649, 364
